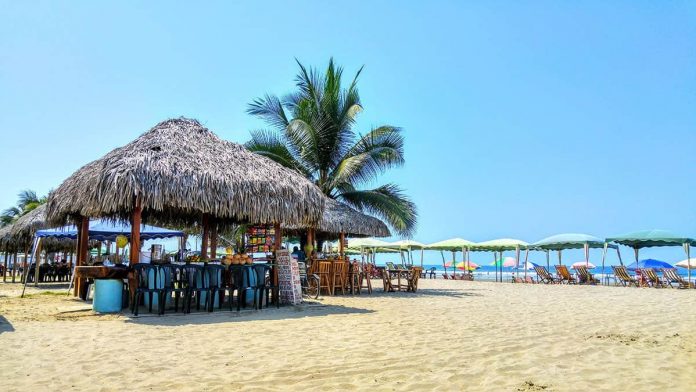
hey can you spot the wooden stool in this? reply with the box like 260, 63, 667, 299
332, 261, 347, 295
317, 261, 333, 295
359, 262, 372, 294
349, 261, 361, 294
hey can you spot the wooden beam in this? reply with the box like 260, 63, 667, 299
3, 251, 7, 282
75, 216, 90, 297
129, 198, 142, 265
200, 214, 209, 260
273, 223, 282, 252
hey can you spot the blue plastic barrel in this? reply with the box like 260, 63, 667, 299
93, 279, 123, 313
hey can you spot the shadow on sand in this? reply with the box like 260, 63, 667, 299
124, 303, 374, 326
366, 288, 483, 299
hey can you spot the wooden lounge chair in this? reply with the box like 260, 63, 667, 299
642, 268, 664, 288
381, 268, 394, 292
612, 265, 638, 287
533, 265, 557, 284
575, 265, 599, 285
661, 268, 693, 289
555, 265, 576, 284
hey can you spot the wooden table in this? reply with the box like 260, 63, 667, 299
74, 266, 130, 300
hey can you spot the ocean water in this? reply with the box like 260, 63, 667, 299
381, 263, 694, 283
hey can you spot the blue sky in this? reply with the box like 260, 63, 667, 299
1, 1, 694, 264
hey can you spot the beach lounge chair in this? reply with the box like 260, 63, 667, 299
420, 267, 436, 279
533, 265, 557, 284
661, 268, 693, 289
575, 265, 599, 285
642, 268, 664, 288
555, 265, 576, 284
612, 266, 638, 287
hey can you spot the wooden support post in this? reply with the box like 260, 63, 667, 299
200, 214, 209, 260
3, 251, 7, 282
339, 232, 345, 259
272, 223, 282, 305
34, 240, 42, 287
12, 251, 17, 282
75, 216, 90, 297
129, 199, 142, 265
210, 219, 218, 259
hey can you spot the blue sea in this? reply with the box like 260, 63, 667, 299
381, 263, 693, 283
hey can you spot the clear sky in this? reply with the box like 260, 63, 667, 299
1, 1, 694, 264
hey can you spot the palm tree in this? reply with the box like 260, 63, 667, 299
0, 189, 47, 227
245, 58, 417, 237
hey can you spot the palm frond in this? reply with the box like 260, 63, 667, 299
246, 94, 290, 130
329, 126, 404, 187
244, 130, 312, 178
338, 183, 417, 237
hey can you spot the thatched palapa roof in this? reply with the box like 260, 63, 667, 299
47, 118, 325, 227
0, 204, 48, 250
285, 198, 390, 238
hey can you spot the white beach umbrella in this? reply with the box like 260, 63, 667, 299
675, 258, 696, 269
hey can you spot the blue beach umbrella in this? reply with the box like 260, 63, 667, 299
626, 258, 673, 270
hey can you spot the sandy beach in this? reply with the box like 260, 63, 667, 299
0, 280, 694, 392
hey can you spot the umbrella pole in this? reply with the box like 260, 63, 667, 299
685, 243, 691, 285
515, 245, 520, 282
420, 248, 424, 267
440, 250, 446, 276
546, 250, 550, 270
616, 247, 623, 266
524, 248, 529, 280
601, 243, 608, 286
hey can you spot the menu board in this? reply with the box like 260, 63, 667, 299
276, 249, 302, 305
246, 225, 276, 253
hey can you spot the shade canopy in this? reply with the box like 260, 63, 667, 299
626, 258, 674, 270
46, 118, 325, 227
0, 204, 49, 250
383, 240, 427, 250
346, 238, 393, 249
426, 238, 476, 251
606, 230, 695, 248
533, 233, 617, 250
36, 220, 184, 242
470, 238, 528, 251
284, 198, 390, 238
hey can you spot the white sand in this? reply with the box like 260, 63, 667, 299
1, 280, 695, 391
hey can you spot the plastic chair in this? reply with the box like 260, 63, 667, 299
252, 264, 279, 309
131, 264, 163, 316
181, 264, 205, 313
159, 264, 187, 314
204, 264, 228, 312
229, 265, 254, 311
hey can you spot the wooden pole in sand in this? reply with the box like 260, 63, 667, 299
601, 243, 608, 285
34, 240, 43, 286
339, 232, 345, 258
130, 198, 142, 265
209, 219, 218, 260
200, 214, 209, 260
75, 216, 89, 297
3, 251, 8, 282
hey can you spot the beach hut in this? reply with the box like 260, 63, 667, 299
46, 118, 326, 297
426, 238, 476, 277
606, 230, 695, 283
530, 233, 618, 283
468, 239, 528, 282
284, 197, 390, 256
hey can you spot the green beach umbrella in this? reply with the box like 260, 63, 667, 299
470, 239, 528, 282
427, 238, 476, 275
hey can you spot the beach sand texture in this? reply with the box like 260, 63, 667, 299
1, 280, 695, 391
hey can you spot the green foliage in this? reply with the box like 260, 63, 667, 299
245, 58, 417, 236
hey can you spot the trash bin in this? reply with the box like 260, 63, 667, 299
93, 279, 123, 313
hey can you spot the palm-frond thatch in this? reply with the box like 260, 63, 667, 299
0, 204, 48, 251
285, 198, 390, 238
47, 118, 325, 227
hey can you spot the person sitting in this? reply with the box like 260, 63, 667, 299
291, 246, 306, 262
